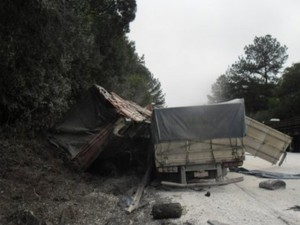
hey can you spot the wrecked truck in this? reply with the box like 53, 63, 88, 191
49, 85, 291, 186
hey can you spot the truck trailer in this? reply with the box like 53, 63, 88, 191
151, 99, 291, 185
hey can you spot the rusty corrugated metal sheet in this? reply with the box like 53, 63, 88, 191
95, 85, 152, 122
73, 122, 116, 170
110, 92, 152, 122
71, 85, 152, 170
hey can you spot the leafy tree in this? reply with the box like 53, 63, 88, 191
114, 57, 165, 107
207, 74, 232, 103
208, 71, 272, 113
232, 34, 288, 84
147, 74, 165, 107
0, 0, 74, 129
274, 63, 300, 119
208, 35, 287, 117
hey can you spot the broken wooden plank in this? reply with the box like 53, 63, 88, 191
161, 176, 244, 188
126, 159, 153, 213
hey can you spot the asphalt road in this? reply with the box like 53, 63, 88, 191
157, 153, 300, 225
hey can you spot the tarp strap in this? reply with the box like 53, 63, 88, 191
210, 139, 217, 163
185, 140, 190, 164
230, 138, 238, 159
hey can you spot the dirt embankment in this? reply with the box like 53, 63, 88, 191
0, 136, 167, 225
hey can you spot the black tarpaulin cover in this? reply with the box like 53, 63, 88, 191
151, 99, 246, 143
49, 84, 152, 166
49, 85, 118, 158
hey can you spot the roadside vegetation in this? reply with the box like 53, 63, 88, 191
0, 2, 165, 223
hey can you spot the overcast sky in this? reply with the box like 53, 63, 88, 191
128, 0, 300, 107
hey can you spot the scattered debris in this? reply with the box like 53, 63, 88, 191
205, 191, 211, 197
152, 203, 182, 219
207, 220, 230, 225
259, 179, 286, 190
232, 167, 300, 179
118, 195, 133, 209
126, 157, 153, 213
286, 205, 300, 211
